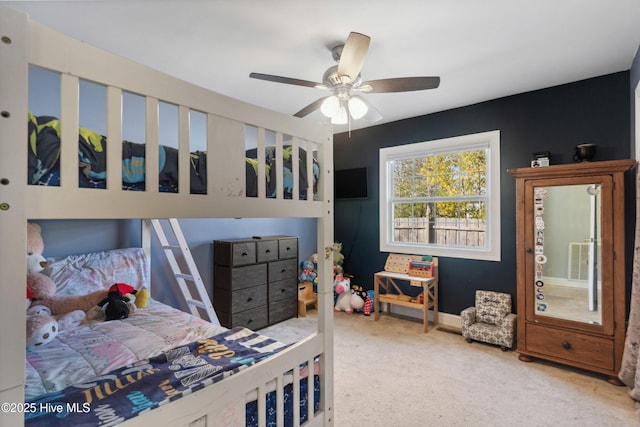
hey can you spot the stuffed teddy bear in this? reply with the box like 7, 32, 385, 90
27, 271, 110, 316
333, 275, 353, 313
299, 259, 317, 283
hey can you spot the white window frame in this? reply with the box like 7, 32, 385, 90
379, 130, 501, 261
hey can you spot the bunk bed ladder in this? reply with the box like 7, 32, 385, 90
147, 218, 220, 325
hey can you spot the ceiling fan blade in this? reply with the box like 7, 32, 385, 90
337, 32, 370, 84
294, 96, 330, 118
249, 72, 325, 89
358, 76, 440, 93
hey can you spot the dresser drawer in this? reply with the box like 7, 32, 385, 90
269, 278, 297, 302
213, 284, 267, 312
214, 240, 256, 266
269, 259, 298, 282
278, 238, 298, 259
214, 264, 267, 290
525, 323, 614, 370
231, 285, 267, 312
269, 299, 298, 325
233, 307, 268, 330
257, 240, 279, 263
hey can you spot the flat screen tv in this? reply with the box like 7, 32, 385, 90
335, 167, 368, 199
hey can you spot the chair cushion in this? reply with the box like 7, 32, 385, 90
475, 290, 510, 325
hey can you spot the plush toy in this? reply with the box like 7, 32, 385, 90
332, 242, 345, 267
350, 284, 373, 316
299, 260, 317, 283
309, 253, 319, 269
85, 283, 148, 322
26, 222, 110, 315
26, 223, 91, 349
27, 259, 110, 316
25, 304, 86, 349
99, 284, 136, 321
133, 287, 150, 309
333, 276, 353, 313
26, 305, 58, 349
27, 223, 48, 274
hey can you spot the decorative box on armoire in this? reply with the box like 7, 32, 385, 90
213, 236, 299, 329
508, 159, 634, 384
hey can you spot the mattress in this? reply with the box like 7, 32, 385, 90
25, 299, 228, 400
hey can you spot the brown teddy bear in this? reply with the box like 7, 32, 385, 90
26, 223, 109, 348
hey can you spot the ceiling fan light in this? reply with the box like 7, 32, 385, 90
320, 96, 339, 117
331, 105, 348, 124
348, 96, 369, 119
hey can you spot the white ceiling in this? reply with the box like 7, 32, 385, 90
5, 1, 640, 133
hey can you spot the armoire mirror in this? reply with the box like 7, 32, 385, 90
533, 183, 602, 325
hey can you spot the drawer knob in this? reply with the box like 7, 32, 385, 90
562, 341, 571, 350
266, 249, 271, 253
281, 288, 286, 293
241, 252, 248, 256
247, 297, 253, 302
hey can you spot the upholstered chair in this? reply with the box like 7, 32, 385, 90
461, 290, 516, 351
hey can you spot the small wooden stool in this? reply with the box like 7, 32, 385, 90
298, 282, 317, 317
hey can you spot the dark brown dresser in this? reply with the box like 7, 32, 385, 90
213, 236, 298, 329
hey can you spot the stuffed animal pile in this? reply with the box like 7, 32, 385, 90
25, 222, 149, 349
26, 223, 96, 349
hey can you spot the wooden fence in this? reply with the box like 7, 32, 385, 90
394, 218, 485, 247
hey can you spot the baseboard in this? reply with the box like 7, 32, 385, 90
380, 303, 462, 333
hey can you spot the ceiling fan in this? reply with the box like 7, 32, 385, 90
249, 32, 440, 126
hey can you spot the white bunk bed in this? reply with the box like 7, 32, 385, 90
0, 6, 334, 427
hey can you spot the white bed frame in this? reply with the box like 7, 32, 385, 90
0, 6, 334, 427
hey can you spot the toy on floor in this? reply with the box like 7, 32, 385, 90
351, 284, 373, 316
334, 275, 353, 313
299, 259, 317, 283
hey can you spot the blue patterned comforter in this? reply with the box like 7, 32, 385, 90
25, 327, 287, 426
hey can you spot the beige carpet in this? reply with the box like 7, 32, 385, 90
259, 310, 638, 427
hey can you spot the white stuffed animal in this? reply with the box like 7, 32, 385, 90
26, 304, 59, 349
26, 303, 86, 350
333, 276, 353, 313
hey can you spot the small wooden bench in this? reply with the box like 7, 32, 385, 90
298, 282, 318, 317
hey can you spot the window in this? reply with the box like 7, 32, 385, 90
379, 130, 501, 261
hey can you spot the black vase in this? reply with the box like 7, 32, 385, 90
573, 144, 596, 162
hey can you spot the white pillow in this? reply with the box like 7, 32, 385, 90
43, 248, 149, 296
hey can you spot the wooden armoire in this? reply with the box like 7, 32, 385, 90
508, 159, 634, 384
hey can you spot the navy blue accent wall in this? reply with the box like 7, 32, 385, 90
631, 46, 640, 157
334, 71, 631, 316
